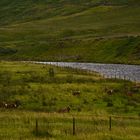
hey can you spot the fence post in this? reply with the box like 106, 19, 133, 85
27, 118, 30, 124
73, 117, 76, 135
36, 119, 38, 135
124, 75, 126, 80
109, 116, 112, 131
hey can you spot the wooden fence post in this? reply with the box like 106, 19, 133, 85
27, 118, 30, 124
36, 119, 38, 135
124, 75, 126, 80
73, 117, 76, 135
109, 116, 112, 131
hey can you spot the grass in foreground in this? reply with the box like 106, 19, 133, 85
0, 111, 140, 140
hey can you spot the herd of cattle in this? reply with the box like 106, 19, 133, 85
58, 90, 81, 113
0, 85, 139, 111
0, 101, 20, 109
0, 101, 71, 113
0, 90, 80, 111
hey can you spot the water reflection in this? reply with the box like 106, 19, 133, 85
37, 62, 140, 82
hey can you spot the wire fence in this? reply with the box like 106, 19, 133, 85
0, 115, 139, 139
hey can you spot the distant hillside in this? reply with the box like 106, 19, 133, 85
0, 0, 139, 25
0, 0, 140, 64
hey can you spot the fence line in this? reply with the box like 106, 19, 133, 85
0, 114, 139, 138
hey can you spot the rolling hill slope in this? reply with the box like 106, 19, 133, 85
0, 0, 140, 64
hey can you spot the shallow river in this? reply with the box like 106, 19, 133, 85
36, 62, 140, 82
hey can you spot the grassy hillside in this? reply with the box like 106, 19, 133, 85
0, 0, 140, 64
0, 61, 140, 114
0, 61, 140, 139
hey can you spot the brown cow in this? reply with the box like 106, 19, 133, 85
72, 90, 81, 96
0, 102, 5, 108
107, 89, 114, 95
4, 103, 18, 109
126, 92, 133, 97
58, 107, 71, 113
0, 101, 20, 109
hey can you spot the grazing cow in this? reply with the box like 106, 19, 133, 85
58, 107, 71, 113
131, 84, 140, 92
0, 101, 20, 109
126, 92, 133, 97
5, 103, 18, 109
0, 102, 5, 108
72, 90, 81, 96
107, 89, 114, 95
134, 83, 140, 88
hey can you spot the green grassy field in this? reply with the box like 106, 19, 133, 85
0, 1, 140, 137
0, 61, 140, 114
0, 111, 140, 140
0, 61, 140, 139
0, 0, 140, 64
